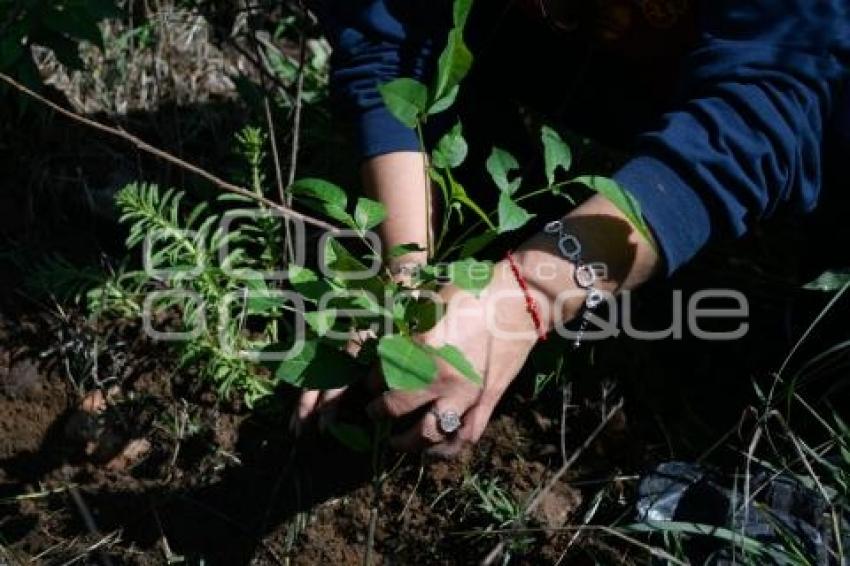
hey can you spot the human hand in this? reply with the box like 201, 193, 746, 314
366, 257, 578, 457
295, 194, 661, 449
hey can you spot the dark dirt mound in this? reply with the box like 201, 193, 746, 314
0, 360, 70, 460
0, 311, 601, 565
3, 248, 845, 565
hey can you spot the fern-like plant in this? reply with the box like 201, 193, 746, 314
115, 182, 281, 404
99, 127, 294, 405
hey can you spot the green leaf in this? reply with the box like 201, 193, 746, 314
241, 275, 282, 314
453, 0, 474, 29
486, 147, 521, 195
541, 126, 572, 186
450, 176, 497, 231
460, 230, 497, 259
323, 238, 385, 296
574, 176, 655, 248
405, 297, 444, 333
378, 78, 428, 128
289, 265, 333, 302
323, 237, 368, 276
432, 28, 473, 105
378, 335, 437, 391
327, 422, 371, 453
803, 269, 850, 292
428, 84, 459, 115
497, 193, 534, 234
431, 121, 468, 169
389, 243, 426, 258
327, 290, 388, 319
304, 310, 337, 336
431, 344, 481, 385
448, 258, 494, 296
290, 178, 350, 223
273, 340, 358, 390
290, 177, 347, 207
353, 197, 387, 232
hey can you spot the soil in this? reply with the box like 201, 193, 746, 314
0, 310, 598, 565
3, 242, 850, 565
3, 9, 849, 561
2, 227, 847, 565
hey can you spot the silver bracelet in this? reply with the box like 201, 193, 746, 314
544, 220, 604, 348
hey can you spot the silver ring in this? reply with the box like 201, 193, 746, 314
431, 408, 462, 434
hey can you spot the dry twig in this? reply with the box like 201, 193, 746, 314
0, 71, 338, 234
67, 485, 115, 566
481, 398, 625, 566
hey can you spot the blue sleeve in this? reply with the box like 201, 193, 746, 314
317, 0, 448, 158
614, 0, 850, 274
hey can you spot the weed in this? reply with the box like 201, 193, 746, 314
628, 280, 850, 564
464, 474, 535, 561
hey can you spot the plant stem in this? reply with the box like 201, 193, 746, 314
446, 168, 497, 231
437, 181, 573, 260
282, 32, 308, 265
415, 122, 434, 258
365, 420, 390, 566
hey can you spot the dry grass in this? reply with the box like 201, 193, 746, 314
36, 2, 245, 115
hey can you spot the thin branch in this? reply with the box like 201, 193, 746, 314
0, 71, 338, 234
282, 31, 307, 263
285, 35, 307, 191
560, 378, 571, 466
265, 96, 287, 206
67, 485, 115, 566
481, 398, 625, 566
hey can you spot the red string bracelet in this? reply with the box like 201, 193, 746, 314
505, 251, 548, 341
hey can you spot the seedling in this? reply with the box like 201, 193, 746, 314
93, 0, 656, 459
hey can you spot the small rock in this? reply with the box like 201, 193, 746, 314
530, 481, 582, 531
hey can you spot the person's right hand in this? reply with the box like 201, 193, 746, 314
364, 263, 551, 457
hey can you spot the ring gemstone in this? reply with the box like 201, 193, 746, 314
436, 410, 462, 434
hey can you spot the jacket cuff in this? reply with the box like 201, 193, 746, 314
356, 106, 421, 159
614, 156, 714, 275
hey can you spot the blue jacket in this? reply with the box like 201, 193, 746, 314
319, 0, 850, 274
